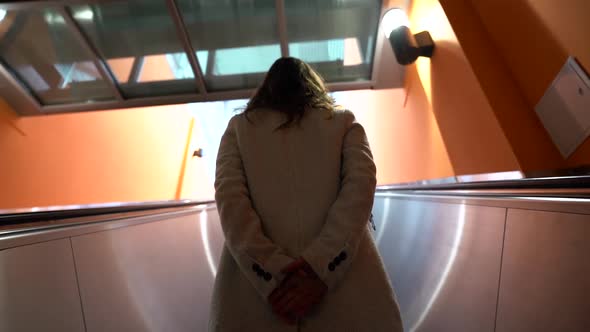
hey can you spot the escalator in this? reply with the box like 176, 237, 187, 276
1, 173, 589, 331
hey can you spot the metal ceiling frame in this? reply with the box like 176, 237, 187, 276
58, 6, 124, 101
275, 0, 289, 58
40, 81, 374, 114
128, 56, 144, 83
0, 1, 130, 10
165, 0, 207, 95
0, 61, 43, 115
0, 0, 383, 116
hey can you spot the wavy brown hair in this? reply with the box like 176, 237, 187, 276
243, 57, 336, 129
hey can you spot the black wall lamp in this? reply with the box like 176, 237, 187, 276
382, 8, 435, 65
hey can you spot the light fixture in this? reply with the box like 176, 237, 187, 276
44, 12, 65, 25
381, 8, 410, 38
0, 9, 7, 22
72, 7, 94, 21
381, 8, 435, 65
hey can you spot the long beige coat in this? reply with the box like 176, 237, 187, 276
210, 108, 403, 332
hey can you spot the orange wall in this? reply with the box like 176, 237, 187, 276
404, 0, 521, 175
0, 87, 455, 209
524, 0, 590, 72
1, 9, 455, 210
467, 0, 590, 167
13, 0, 584, 208
0, 101, 211, 209
439, 0, 590, 170
337, 88, 454, 185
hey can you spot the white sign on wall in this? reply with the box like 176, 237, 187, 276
535, 57, 590, 158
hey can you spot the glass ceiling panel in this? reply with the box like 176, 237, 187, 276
177, 0, 280, 91
0, 8, 116, 105
284, 0, 381, 82
70, 1, 197, 98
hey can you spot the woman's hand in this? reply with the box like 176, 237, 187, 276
267, 257, 327, 325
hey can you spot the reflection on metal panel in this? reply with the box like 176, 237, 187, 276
71, 208, 224, 332
0, 239, 85, 332
201, 208, 225, 277
497, 209, 590, 332
371, 197, 506, 332
456, 170, 524, 183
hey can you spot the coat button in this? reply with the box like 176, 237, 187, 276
339, 251, 347, 261
252, 263, 260, 272
264, 272, 272, 281
328, 263, 336, 271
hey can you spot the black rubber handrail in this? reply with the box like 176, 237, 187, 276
0, 200, 215, 226
377, 175, 590, 192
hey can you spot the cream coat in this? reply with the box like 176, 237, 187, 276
210, 108, 403, 332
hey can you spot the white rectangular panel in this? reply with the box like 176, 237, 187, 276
536, 57, 590, 158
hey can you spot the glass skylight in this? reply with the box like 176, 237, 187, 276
0, 8, 116, 105
71, 1, 198, 98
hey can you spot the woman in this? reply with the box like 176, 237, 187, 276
210, 57, 403, 331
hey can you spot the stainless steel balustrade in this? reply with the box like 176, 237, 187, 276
0, 181, 589, 331
1, 201, 222, 332
372, 187, 590, 332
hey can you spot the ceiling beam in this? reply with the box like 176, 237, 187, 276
0, 61, 43, 115
128, 56, 145, 84
275, 0, 289, 58
166, 0, 208, 96
59, 6, 124, 101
